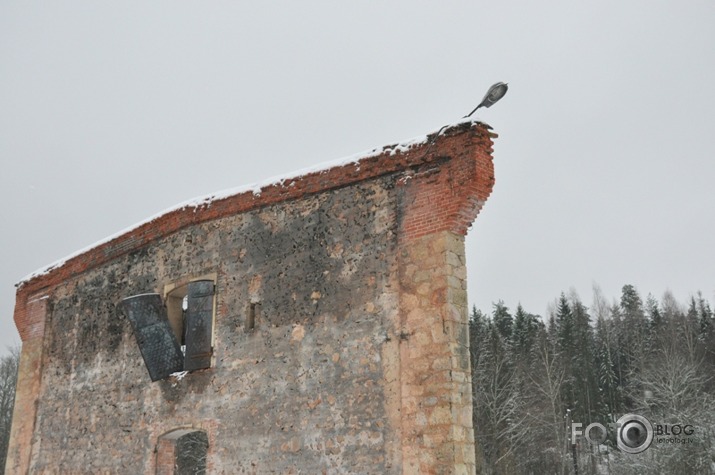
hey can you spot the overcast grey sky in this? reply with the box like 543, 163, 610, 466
1, 2, 714, 353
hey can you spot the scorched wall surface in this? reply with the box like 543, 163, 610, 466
7, 121, 496, 474
31, 178, 401, 473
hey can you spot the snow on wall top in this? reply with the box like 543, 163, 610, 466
17, 118, 487, 288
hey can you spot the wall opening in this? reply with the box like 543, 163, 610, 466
166, 286, 189, 351
176, 431, 209, 475
121, 277, 217, 381
246, 302, 260, 332
156, 428, 208, 475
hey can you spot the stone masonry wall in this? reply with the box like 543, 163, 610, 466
7, 121, 496, 474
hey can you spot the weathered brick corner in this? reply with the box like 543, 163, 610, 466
8, 121, 495, 474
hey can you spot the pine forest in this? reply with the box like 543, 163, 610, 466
470, 284, 715, 474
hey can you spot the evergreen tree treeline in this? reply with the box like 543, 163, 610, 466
470, 285, 715, 475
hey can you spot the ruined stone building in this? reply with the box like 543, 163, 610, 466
7, 121, 496, 474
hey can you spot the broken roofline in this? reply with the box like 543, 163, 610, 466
17, 119, 496, 293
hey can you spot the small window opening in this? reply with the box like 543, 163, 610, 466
246, 303, 260, 332
166, 280, 215, 371
180, 295, 189, 356
166, 286, 189, 346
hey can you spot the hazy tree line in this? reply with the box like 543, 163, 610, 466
0, 346, 19, 474
470, 285, 715, 474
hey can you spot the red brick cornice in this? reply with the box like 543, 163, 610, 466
397, 123, 496, 241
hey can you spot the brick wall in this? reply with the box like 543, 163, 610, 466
155, 438, 176, 475
7, 121, 495, 474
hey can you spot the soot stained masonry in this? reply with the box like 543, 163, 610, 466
7, 121, 496, 474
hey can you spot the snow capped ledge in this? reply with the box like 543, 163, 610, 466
16, 119, 496, 293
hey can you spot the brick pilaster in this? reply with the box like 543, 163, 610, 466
395, 123, 494, 474
5, 293, 49, 474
